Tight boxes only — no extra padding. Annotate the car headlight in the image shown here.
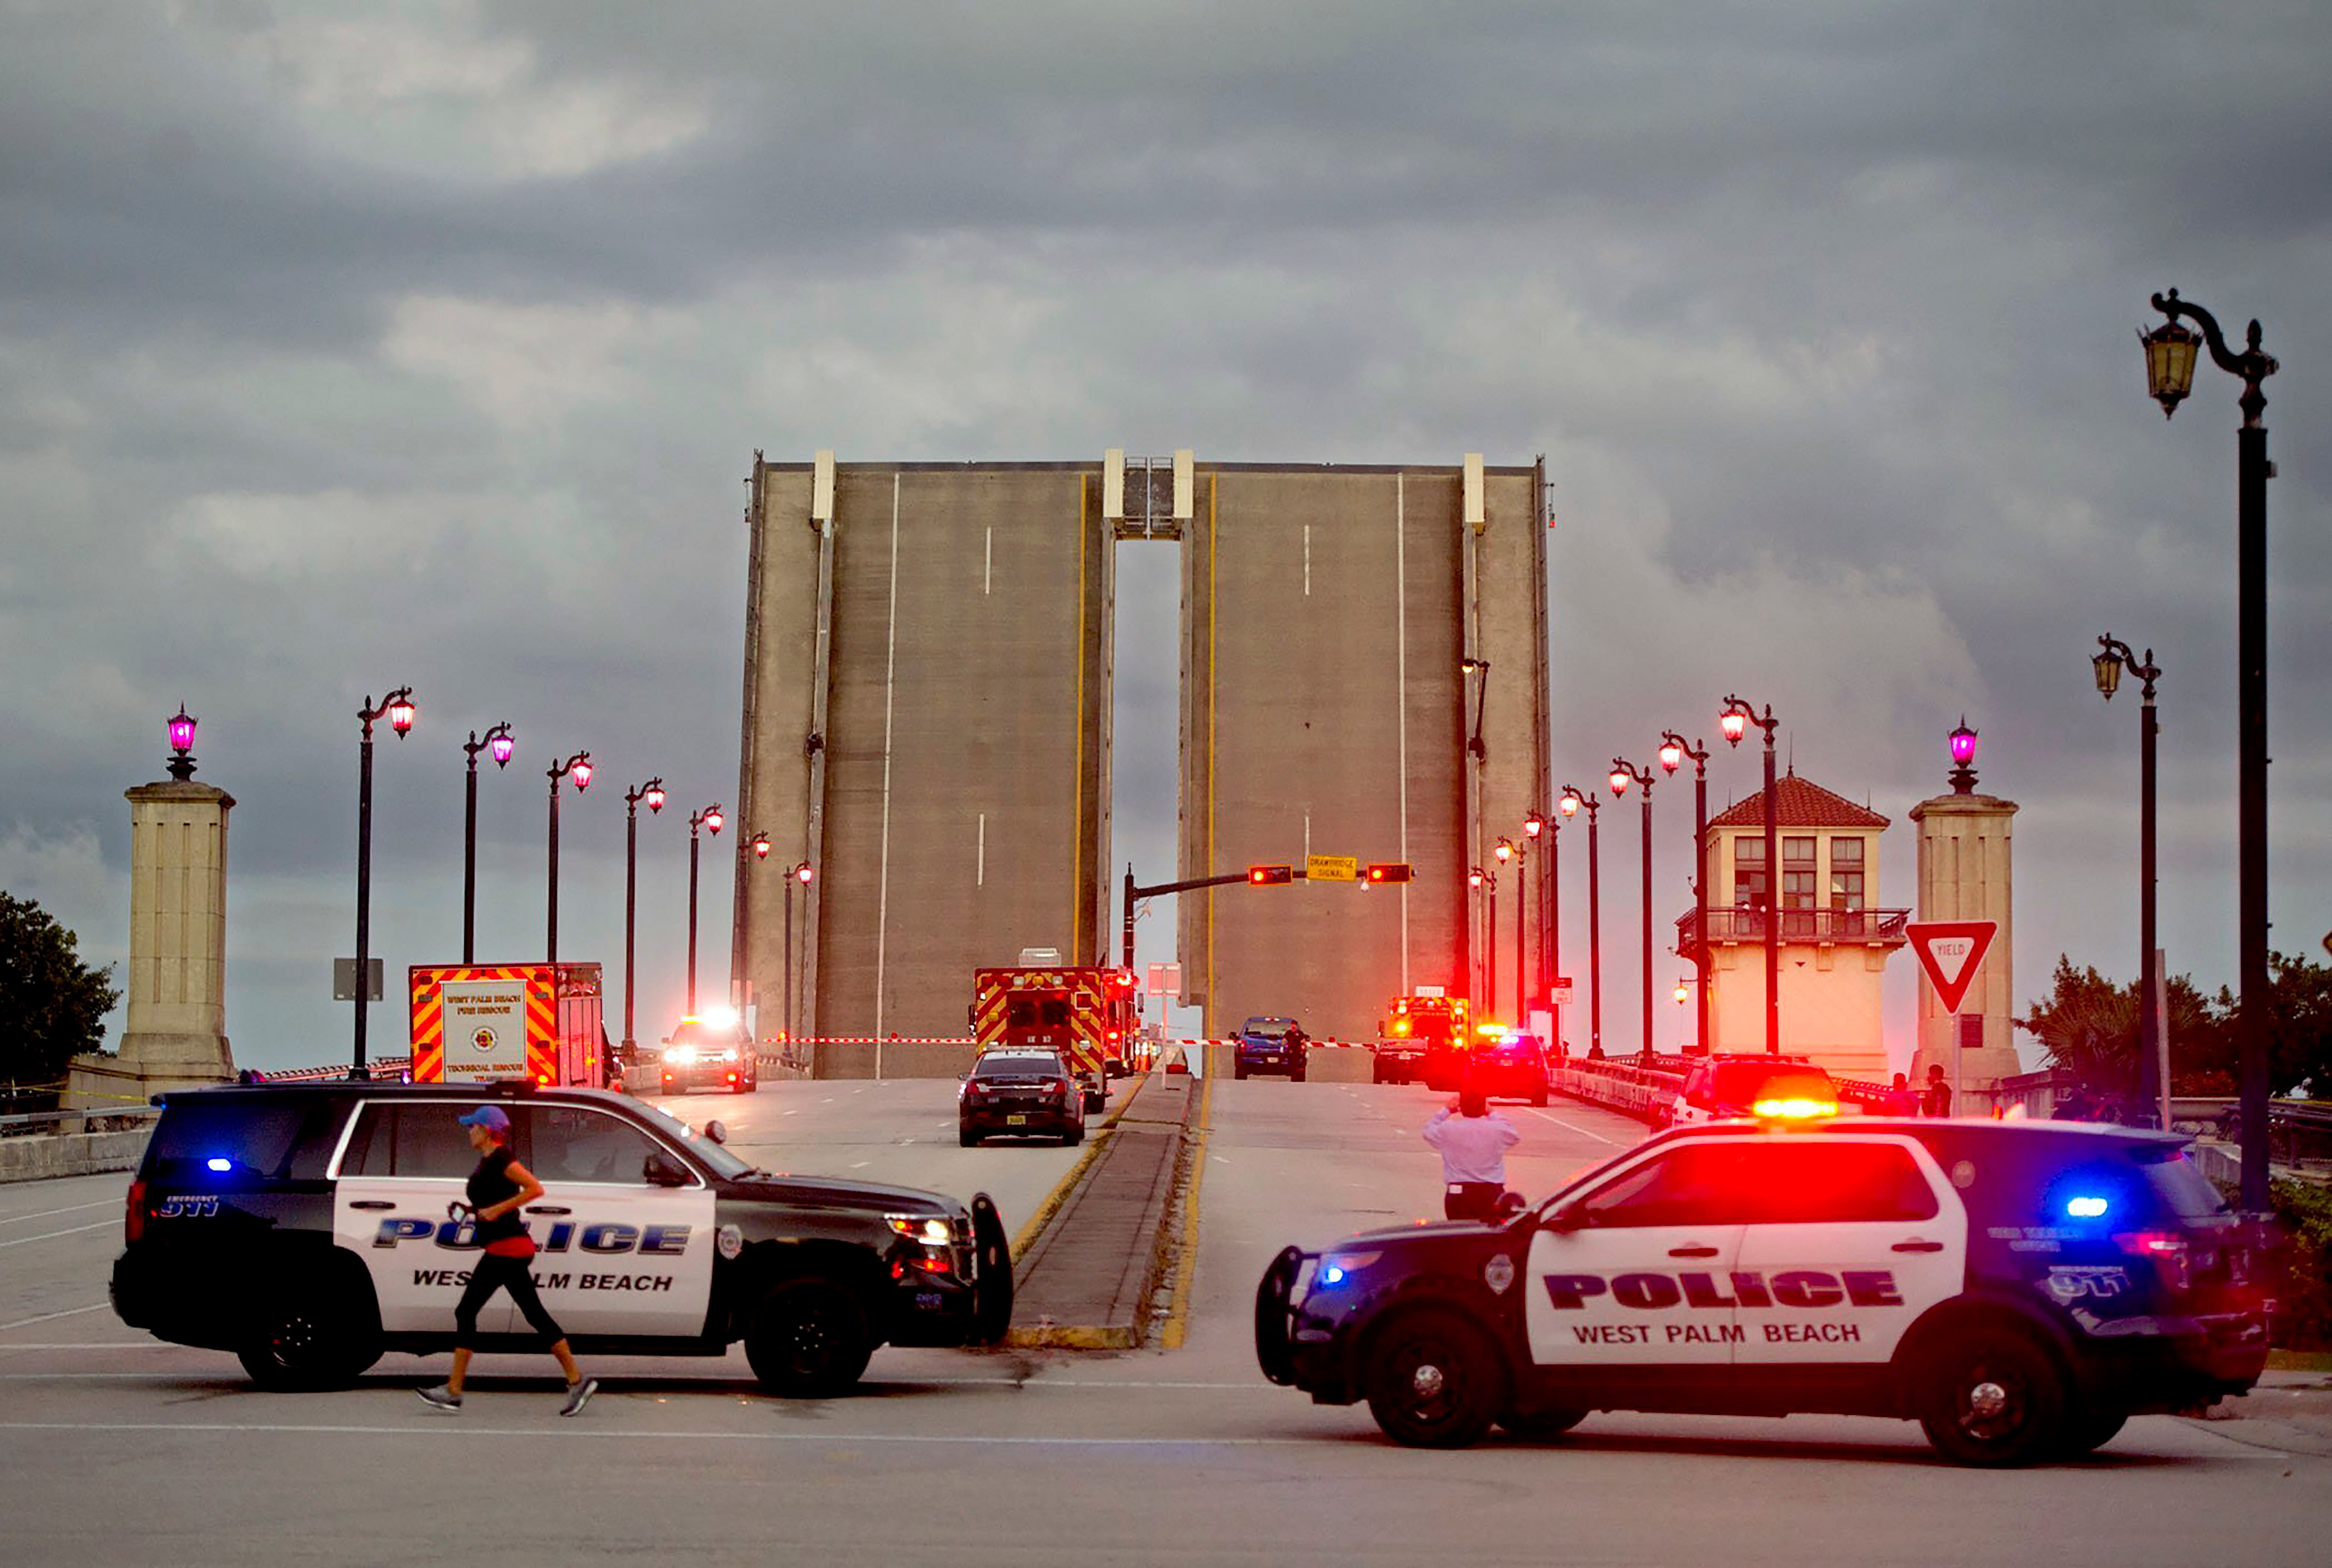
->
[665,1046,697,1066]
[888,1215,954,1246]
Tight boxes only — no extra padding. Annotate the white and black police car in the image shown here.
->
[112,1079,1013,1395]
[1255,1116,2269,1465]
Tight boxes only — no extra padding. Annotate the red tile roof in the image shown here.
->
[1707,770,1890,830]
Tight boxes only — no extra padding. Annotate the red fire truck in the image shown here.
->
[1381,990,1476,1091]
[969,952,1137,1112]
[408,962,611,1087]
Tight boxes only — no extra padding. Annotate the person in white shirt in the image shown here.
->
[1422,1086,1521,1220]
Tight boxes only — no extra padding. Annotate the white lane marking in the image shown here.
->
[0,1201,113,1226]
[873,471,901,1043]
[1519,1107,1627,1145]
[0,1304,110,1332]
[850,1161,870,1169]
[1396,470,1408,991]
[1303,522,1311,596]
[977,812,985,886]
[0,1221,113,1249]
[984,524,992,595]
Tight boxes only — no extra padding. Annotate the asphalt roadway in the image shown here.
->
[2,1076,2326,1567]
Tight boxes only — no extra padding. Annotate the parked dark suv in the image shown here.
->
[112,1080,1013,1397]
[1464,1033,1550,1106]
[1256,1118,2268,1465]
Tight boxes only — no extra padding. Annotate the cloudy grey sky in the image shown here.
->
[3,0,2326,1073]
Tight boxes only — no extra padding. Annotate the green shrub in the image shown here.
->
[2262,1179,2332,1351]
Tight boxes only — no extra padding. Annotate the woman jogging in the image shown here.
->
[416,1104,598,1416]
[1421,1085,1521,1221]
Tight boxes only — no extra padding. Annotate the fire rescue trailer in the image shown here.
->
[407,962,611,1088]
[969,952,1136,1112]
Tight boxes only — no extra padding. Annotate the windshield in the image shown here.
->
[975,1054,1064,1079]
[629,1100,756,1180]
[1712,1064,1831,1103]
[2136,1149,2230,1219]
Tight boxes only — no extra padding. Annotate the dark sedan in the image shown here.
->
[959,1049,1086,1146]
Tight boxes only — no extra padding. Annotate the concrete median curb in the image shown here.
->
[1000,1073,1196,1349]
[1006,1074,1152,1262]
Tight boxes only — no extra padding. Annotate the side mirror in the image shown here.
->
[704,1119,729,1145]
[958,1071,970,1081]
[1545,1203,1584,1234]
[643,1154,690,1187]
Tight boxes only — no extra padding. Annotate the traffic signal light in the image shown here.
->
[1248,864,1294,885]
[1365,862,1412,884]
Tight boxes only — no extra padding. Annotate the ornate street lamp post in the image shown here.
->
[1467,865,1492,1009]
[2094,643,2166,1128]
[1496,837,1523,1024]
[1523,809,1549,1022]
[353,687,417,1079]
[545,751,592,967]
[1611,759,1656,1060]
[1560,786,1602,1057]
[620,778,665,1063]
[686,804,724,1014]
[2139,288,2278,1213]
[783,861,814,1057]
[1661,731,1710,1054]
[461,723,514,964]
[1720,696,1782,1054]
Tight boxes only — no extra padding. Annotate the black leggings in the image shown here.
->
[455,1252,565,1349]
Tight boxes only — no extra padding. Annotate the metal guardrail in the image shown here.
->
[0,1105,162,1138]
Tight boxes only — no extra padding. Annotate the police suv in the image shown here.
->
[1255,1118,2268,1466]
[112,1080,1013,1396]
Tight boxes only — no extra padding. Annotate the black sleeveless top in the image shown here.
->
[466,1145,527,1246]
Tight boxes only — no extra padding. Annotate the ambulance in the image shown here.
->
[968,951,1136,1112]
[407,963,611,1088]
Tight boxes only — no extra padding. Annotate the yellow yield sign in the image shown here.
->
[1304,854,1359,883]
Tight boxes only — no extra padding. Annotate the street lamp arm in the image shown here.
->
[2153,290,2279,387]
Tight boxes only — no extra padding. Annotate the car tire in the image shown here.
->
[746,1275,874,1399]
[2057,1406,2128,1457]
[1362,1307,1503,1449]
[1064,1125,1084,1147]
[1499,1406,1587,1440]
[959,1126,980,1148]
[1529,1087,1549,1107]
[1234,1063,1248,1081]
[237,1274,381,1391]
[1916,1328,2067,1468]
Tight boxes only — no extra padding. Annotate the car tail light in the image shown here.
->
[124,1180,147,1245]
[1047,1078,1069,1096]
[2114,1230,2193,1293]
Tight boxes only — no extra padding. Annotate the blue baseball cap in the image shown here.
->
[457,1105,510,1132]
